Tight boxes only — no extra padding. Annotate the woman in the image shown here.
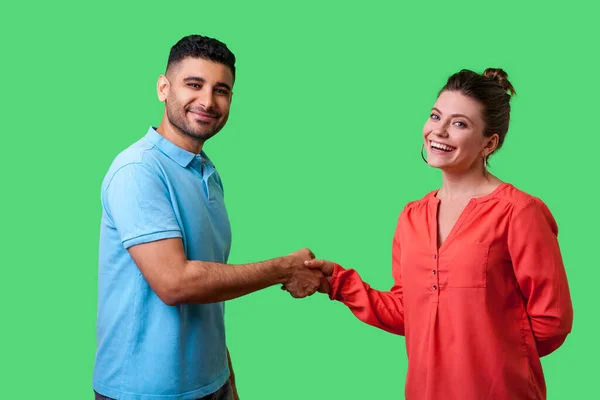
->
[306,68,573,400]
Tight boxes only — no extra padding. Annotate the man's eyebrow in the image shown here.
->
[215,82,232,91]
[183,76,205,83]
[183,76,231,91]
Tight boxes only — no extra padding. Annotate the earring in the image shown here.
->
[484,156,488,168]
[421,144,428,164]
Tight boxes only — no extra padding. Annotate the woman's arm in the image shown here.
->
[306,227,405,336]
[508,198,574,357]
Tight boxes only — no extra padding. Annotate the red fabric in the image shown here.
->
[329,183,573,400]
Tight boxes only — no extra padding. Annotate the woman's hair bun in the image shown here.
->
[483,68,516,96]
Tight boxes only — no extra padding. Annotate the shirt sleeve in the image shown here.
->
[508,198,573,357]
[103,162,182,249]
[328,215,405,336]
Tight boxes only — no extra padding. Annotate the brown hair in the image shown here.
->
[440,68,516,156]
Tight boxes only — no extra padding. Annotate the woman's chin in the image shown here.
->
[426,159,448,169]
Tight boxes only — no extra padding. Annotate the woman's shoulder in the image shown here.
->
[496,182,550,211]
[397,189,437,219]
[495,183,559,233]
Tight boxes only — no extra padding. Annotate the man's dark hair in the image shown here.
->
[166,35,236,79]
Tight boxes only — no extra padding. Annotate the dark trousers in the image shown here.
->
[94,380,233,400]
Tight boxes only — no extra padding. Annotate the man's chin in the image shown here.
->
[190,121,221,136]
[185,129,218,141]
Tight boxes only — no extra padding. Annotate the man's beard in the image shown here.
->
[166,103,224,142]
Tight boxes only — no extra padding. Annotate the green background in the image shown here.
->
[2,0,597,398]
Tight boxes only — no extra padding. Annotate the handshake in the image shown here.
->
[279,248,335,299]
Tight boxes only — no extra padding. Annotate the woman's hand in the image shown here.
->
[304,259,335,293]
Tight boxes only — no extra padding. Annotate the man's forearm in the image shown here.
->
[128,240,317,305]
[171,257,287,304]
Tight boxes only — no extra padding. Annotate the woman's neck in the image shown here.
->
[437,167,503,200]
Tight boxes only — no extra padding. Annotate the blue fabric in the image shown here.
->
[93,127,232,399]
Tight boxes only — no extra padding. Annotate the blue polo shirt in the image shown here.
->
[93,127,232,400]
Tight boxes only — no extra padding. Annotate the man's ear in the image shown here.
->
[157,75,170,102]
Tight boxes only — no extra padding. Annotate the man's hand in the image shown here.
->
[280,248,323,298]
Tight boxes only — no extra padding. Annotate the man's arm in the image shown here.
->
[105,163,323,305]
[128,238,322,305]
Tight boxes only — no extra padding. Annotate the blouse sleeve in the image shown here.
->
[328,215,405,336]
[508,198,574,357]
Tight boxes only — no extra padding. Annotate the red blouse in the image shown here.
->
[328,183,573,400]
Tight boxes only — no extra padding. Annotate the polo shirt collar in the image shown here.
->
[144,127,196,168]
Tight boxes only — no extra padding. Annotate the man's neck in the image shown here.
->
[156,118,204,154]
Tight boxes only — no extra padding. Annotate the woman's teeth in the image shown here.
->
[431,141,456,152]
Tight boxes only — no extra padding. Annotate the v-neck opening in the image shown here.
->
[431,183,510,251]
[434,200,475,251]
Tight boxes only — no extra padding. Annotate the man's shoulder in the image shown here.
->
[101,137,162,190]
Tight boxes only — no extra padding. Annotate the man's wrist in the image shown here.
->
[265,256,291,285]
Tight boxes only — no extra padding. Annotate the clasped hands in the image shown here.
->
[280,248,335,298]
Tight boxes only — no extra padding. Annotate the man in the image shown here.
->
[93,35,326,400]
